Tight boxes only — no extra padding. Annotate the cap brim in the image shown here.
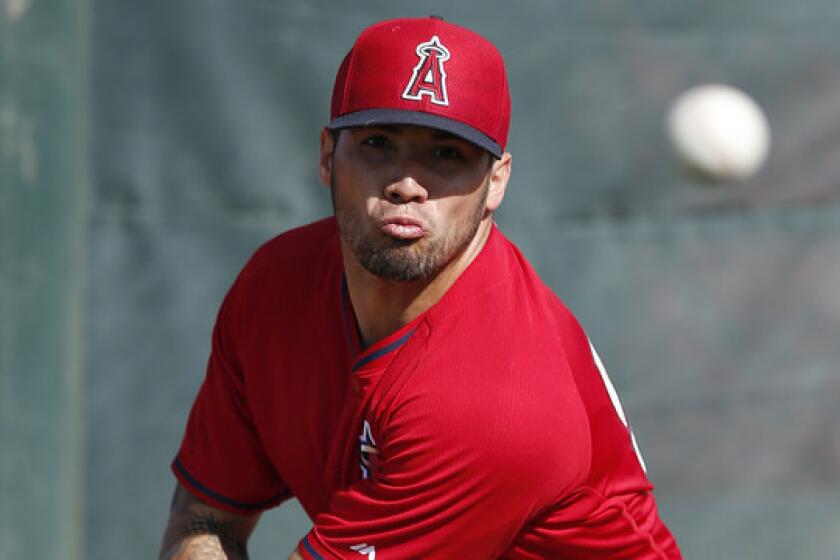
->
[328,109,502,158]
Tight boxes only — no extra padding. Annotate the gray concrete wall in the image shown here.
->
[0,0,89,558]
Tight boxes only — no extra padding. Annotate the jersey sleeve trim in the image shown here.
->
[172,456,288,512]
[299,532,333,560]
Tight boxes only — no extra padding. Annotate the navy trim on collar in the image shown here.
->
[340,274,364,355]
[352,328,415,372]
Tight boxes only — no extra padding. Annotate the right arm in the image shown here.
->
[159,483,261,560]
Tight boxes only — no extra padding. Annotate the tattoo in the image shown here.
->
[162,515,249,560]
[183,517,248,558]
[167,536,225,560]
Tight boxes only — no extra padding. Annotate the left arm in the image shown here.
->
[159,483,260,560]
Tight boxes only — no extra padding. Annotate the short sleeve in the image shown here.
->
[172,267,290,514]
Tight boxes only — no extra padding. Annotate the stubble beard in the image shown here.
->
[331,178,489,283]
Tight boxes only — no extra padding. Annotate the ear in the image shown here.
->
[319,128,335,187]
[484,152,512,213]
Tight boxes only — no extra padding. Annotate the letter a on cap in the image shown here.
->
[402,36,450,106]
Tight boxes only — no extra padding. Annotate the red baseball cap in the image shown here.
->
[328,16,511,158]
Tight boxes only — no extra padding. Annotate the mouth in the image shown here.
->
[378,216,427,240]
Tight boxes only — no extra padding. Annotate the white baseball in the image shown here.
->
[666,84,771,181]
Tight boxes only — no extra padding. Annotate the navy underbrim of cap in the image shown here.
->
[328,109,502,158]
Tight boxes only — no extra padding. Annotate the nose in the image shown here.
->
[384,175,428,205]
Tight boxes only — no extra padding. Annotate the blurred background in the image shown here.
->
[2,0,839,558]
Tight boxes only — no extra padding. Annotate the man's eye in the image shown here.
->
[362,135,389,148]
[434,147,463,160]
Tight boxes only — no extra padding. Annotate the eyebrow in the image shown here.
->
[366,125,464,142]
[431,130,462,142]
[373,124,404,134]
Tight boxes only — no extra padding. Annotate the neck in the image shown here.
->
[343,219,493,347]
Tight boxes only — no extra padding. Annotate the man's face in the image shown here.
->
[321,124,504,282]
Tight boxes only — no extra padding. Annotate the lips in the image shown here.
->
[379,216,427,240]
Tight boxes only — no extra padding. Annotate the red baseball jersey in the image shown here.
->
[173,217,681,559]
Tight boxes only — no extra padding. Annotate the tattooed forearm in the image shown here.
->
[160,516,249,560]
[184,517,249,558]
[163,535,226,560]
[159,484,260,560]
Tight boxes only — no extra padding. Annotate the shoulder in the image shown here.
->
[230,217,341,292]
[421,227,592,402]
[216,217,342,339]
[246,216,340,272]
[429,226,584,345]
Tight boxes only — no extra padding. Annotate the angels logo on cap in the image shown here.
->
[327,16,511,158]
[402,36,450,106]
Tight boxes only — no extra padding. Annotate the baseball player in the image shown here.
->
[159,16,682,560]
